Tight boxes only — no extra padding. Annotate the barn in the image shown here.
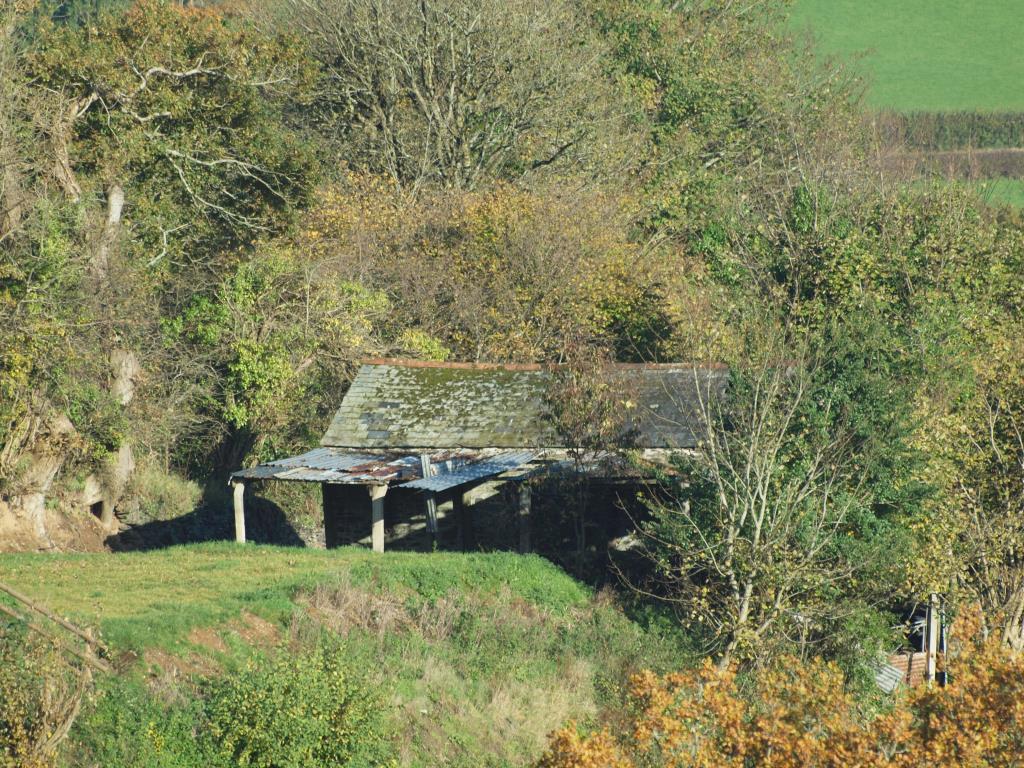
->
[228,358,726,553]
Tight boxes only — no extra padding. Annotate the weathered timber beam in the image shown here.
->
[0,602,111,673]
[0,581,109,655]
[925,593,939,685]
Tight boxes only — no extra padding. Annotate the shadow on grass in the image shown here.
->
[106,481,305,551]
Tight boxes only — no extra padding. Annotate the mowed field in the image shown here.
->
[0,543,592,652]
[790,0,1024,112]
[976,178,1024,208]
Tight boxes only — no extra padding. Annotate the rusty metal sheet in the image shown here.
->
[230,448,387,483]
[230,448,487,486]
[266,449,379,471]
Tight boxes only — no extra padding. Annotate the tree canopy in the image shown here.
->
[2,0,1024,682]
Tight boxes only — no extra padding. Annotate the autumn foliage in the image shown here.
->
[539,615,1024,768]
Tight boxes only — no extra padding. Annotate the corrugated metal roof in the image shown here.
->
[229,447,535,489]
[402,451,538,492]
[232,359,725,488]
[267,448,380,470]
[231,448,381,483]
[321,360,726,450]
[874,663,904,693]
[231,448,423,485]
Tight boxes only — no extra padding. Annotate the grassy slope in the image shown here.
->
[0,545,686,767]
[0,543,589,652]
[790,0,1024,111]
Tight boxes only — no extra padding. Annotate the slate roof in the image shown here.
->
[320,359,727,450]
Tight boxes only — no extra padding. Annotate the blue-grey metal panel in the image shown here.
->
[400,451,537,492]
[231,465,289,480]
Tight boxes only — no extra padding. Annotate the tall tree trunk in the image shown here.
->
[95,188,137,531]
[92,184,124,280]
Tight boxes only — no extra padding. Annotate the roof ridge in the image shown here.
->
[360,358,546,371]
[359,357,729,371]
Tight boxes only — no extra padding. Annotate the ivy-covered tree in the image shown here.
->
[25,0,316,270]
[2,0,320,537]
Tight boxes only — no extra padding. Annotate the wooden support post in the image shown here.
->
[925,592,939,684]
[232,481,246,544]
[369,484,388,553]
[425,492,439,536]
[518,483,531,554]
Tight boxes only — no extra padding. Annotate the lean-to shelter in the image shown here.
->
[229,359,726,551]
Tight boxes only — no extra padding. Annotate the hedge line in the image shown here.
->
[874,111,1024,150]
[882,148,1024,180]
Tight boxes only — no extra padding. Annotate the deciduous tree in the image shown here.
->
[539,609,1024,768]
[635,312,914,670]
[269,0,628,190]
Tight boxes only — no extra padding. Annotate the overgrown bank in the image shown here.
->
[0,545,691,767]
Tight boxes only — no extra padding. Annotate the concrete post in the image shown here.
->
[369,484,388,553]
[518,483,531,554]
[232,481,246,544]
[419,455,439,543]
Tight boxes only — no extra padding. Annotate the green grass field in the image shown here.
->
[976,178,1024,208]
[790,0,1024,112]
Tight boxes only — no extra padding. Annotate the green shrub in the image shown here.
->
[69,637,393,768]
[205,645,393,768]
[876,110,1024,150]
[68,676,211,768]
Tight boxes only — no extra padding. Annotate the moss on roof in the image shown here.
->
[321,361,725,450]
